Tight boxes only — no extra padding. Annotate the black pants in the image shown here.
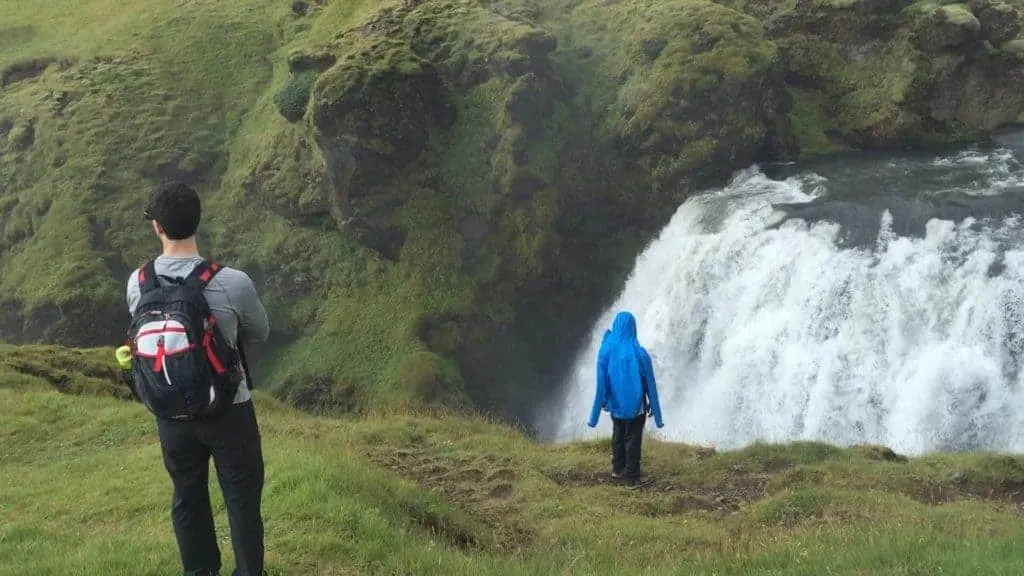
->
[611,413,646,480]
[156,400,265,576]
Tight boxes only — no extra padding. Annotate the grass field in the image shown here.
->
[5,346,1024,575]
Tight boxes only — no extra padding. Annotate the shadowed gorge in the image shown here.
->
[5,0,1024,431]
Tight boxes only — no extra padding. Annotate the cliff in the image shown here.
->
[3,0,1024,424]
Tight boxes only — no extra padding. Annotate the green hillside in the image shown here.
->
[5,0,1024,423]
[5,345,1024,575]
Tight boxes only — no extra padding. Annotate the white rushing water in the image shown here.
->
[547,149,1024,456]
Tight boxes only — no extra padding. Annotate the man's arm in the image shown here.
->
[587,344,611,427]
[640,348,664,428]
[227,270,270,346]
[126,270,141,316]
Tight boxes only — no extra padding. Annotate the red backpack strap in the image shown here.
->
[184,259,223,290]
[137,260,160,293]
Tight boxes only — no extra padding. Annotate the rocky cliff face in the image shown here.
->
[758,0,1024,151]
[3,0,1024,425]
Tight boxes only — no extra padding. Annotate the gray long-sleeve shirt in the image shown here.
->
[126,255,270,404]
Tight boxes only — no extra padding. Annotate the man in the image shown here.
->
[587,311,664,487]
[126,180,271,576]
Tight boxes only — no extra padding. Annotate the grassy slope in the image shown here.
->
[0,0,283,309]
[6,346,1024,575]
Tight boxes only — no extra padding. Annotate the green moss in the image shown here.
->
[1003,38,1024,53]
[273,70,316,122]
[787,87,848,156]
[835,36,921,134]
[314,40,424,107]
[435,80,506,210]
[554,0,780,186]
[941,3,981,29]
[391,349,470,409]
[772,25,949,149]
[903,0,944,18]
[751,487,833,525]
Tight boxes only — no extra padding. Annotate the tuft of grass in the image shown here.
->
[0,342,130,400]
[7,351,1024,574]
[273,70,317,122]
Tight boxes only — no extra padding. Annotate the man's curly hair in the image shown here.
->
[144,181,202,241]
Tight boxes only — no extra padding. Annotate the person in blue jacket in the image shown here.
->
[587,311,664,485]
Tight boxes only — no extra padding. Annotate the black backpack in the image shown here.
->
[126,259,243,421]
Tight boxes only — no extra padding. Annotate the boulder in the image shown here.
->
[978,3,1021,46]
[914,4,982,52]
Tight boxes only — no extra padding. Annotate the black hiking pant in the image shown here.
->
[611,413,646,481]
[156,399,265,576]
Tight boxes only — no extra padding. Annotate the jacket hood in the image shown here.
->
[610,311,637,340]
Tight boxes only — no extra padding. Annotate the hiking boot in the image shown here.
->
[625,476,651,489]
[611,471,623,479]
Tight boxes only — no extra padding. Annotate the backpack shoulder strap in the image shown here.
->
[137,260,160,294]
[184,259,223,291]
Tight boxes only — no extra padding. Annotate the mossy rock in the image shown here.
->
[274,70,317,123]
[977,3,1021,45]
[308,38,455,261]
[287,50,337,73]
[1001,37,1024,54]
[279,373,365,415]
[569,0,785,186]
[925,49,1024,130]
[5,118,35,151]
[311,38,455,188]
[393,349,469,408]
[913,3,982,51]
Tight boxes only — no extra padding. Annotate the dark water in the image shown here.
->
[764,131,1024,250]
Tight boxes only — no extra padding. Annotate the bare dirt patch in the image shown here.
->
[365,446,534,551]
[543,466,770,517]
[909,477,1024,507]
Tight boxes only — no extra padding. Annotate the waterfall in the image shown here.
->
[546,142,1024,456]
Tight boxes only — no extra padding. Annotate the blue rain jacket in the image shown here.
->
[587,311,664,428]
